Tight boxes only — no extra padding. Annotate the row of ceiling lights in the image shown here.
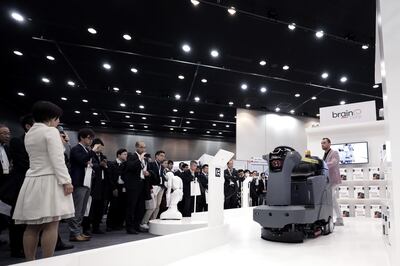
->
[189,1,370,50]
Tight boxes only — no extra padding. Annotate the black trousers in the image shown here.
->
[196,194,207,212]
[89,199,105,230]
[125,181,145,231]
[251,196,259,207]
[106,185,127,229]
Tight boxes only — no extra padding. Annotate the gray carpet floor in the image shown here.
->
[0,222,157,265]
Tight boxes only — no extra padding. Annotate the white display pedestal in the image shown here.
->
[149,218,207,235]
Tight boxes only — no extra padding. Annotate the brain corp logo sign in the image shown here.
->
[332,109,362,120]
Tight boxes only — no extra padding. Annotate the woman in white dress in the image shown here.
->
[13,101,75,260]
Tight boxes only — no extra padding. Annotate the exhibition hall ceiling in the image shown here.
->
[0,0,381,139]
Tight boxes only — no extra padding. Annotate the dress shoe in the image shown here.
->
[69,235,89,242]
[81,233,92,239]
[55,242,74,251]
[92,228,105,234]
[126,229,138,235]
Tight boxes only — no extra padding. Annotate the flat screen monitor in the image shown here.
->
[331,142,369,165]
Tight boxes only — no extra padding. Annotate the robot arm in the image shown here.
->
[166,176,173,207]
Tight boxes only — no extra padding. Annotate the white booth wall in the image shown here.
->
[236,108,318,160]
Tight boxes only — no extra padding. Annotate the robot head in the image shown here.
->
[165,171,175,181]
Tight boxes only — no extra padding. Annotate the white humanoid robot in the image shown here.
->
[160,172,184,220]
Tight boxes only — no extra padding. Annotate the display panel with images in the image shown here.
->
[368,186,380,199]
[340,168,348,180]
[352,168,365,180]
[355,204,366,217]
[331,142,369,165]
[370,205,382,218]
[368,167,381,180]
[338,186,350,198]
[354,186,365,199]
[340,204,350,217]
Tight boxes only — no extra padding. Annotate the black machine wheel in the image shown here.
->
[323,216,334,235]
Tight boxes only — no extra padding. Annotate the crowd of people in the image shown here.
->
[0,100,268,261]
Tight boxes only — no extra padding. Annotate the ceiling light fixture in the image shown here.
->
[275,107,281,112]
[219,113,224,118]
[182,44,191,53]
[67,80,75,87]
[194,97,200,102]
[139,105,145,109]
[311,96,317,100]
[245,104,251,108]
[93,112,98,116]
[120,103,126,107]
[373,84,379,89]
[212,123,216,127]
[206,131,210,134]
[61,97,67,101]
[41,77,50,83]
[130,124,134,128]
[13,50,23,56]
[218,132,222,135]
[125,115,130,118]
[290,109,295,114]
[178,75,185,80]
[74,110,80,114]
[295,93,300,97]
[113,87,120,92]
[11,12,24,22]
[227,6,236,15]
[183,129,187,132]
[191,0,200,6]
[85,121,90,124]
[17,92,25,96]
[88,27,97,34]
[315,30,324,38]
[136,90,142,94]
[175,94,181,100]
[283,65,290,70]
[210,50,219,58]
[288,23,296,30]
[170,128,174,131]
[316,114,320,117]
[123,34,132,40]
[228,101,234,106]
[144,125,148,128]
[82,99,88,103]
[340,76,348,83]
[201,78,207,83]
[189,111,194,114]
[171,119,176,123]
[186,121,191,124]
[241,83,248,90]
[362,44,369,50]
[340,100,346,105]
[259,60,267,66]
[172,109,178,112]
[131,67,138,73]
[142,117,147,120]
[260,87,267,93]
[103,63,111,70]
[226,125,230,128]
[46,55,55,61]
[101,122,106,125]
[321,72,329,79]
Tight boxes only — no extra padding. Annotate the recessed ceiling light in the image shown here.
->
[340,76,348,83]
[101,122,106,125]
[67,80,75,87]
[311,96,317,100]
[219,113,224,118]
[170,128,174,131]
[93,112,98,116]
[218,132,222,135]
[186,121,191,124]
[136,90,142,94]
[275,107,281,112]
[144,125,148,128]
[139,105,145,109]
[183,129,187,132]
[189,110,194,114]
[113,87,120,92]
[175,94,181,100]
[125,115,130,118]
[41,77,50,83]
[17,92,25,96]
[191,0,200,6]
[283,65,290,70]
[172,109,178,112]
[201,78,207,83]
[82,99,88,103]
[226,125,230,128]
[227,6,236,15]
[241,83,248,90]
[210,50,219,58]
[259,60,267,66]
[340,100,346,105]
[206,131,210,134]
[75,110,80,114]
[288,23,296,30]
[61,97,67,101]
[46,55,55,61]
[321,72,329,79]
[194,97,200,102]
[131,67,138,73]
[171,119,176,123]
[85,121,90,124]
[316,114,320,117]
[88,27,97,34]
[142,117,147,120]
[295,93,300,97]
[245,104,251,108]
[129,124,134,128]
[103,63,111,70]
[362,44,369,50]
[290,109,295,114]
[182,44,191,53]
[123,34,132,40]
[178,75,185,80]
[315,30,324,38]
[260,87,267,93]
[11,12,24,22]
[228,101,234,106]
[13,50,23,56]
[212,124,216,127]
[373,84,379,88]
[120,103,126,107]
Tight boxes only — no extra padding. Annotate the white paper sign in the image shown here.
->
[190,181,201,196]
[319,100,376,126]
[340,204,350,217]
[354,186,365,199]
[355,204,366,217]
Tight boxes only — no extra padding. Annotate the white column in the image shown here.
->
[378,0,400,264]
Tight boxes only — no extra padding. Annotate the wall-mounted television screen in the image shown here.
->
[331,142,369,165]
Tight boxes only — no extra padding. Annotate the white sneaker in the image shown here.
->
[140,224,150,230]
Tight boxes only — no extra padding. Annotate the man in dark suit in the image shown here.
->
[88,138,109,234]
[180,161,198,217]
[68,128,96,242]
[174,162,187,178]
[106,148,128,231]
[147,150,166,220]
[223,160,239,209]
[197,164,209,212]
[257,173,267,205]
[0,124,11,249]
[123,141,149,234]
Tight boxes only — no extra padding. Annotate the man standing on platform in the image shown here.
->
[223,160,239,209]
[321,137,343,226]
